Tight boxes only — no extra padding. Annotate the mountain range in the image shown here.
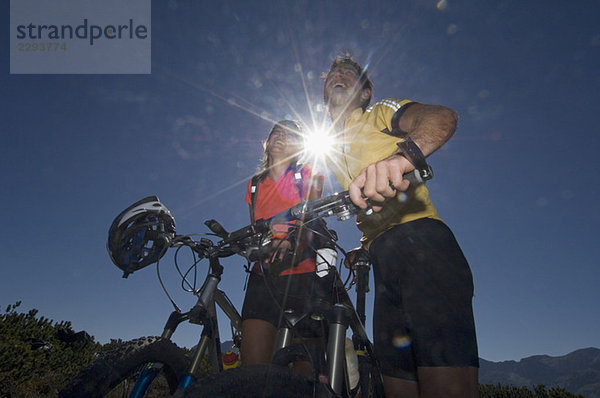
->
[479,347,600,397]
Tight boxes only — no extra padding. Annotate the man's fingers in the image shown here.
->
[363,165,387,203]
[389,177,410,192]
[370,204,384,212]
[349,173,368,209]
[375,162,396,198]
[384,156,407,192]
[397,178,411,191]
[350,156,413,211]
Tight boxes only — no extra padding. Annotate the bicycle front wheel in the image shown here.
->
[59,336,189,398]
[181,364,315,398]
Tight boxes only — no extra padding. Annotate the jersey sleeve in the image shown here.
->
[377,98,415,132]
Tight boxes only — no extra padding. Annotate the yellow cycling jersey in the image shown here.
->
[330,98,442,247]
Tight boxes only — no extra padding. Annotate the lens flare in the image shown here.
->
[302,124,336,161]
[392,334,412,348]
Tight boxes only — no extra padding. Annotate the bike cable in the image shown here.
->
[173,244,199,292]
[155,260,181,313]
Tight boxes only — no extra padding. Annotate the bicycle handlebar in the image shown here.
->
[171,169,427,262]
[279,168,425,222]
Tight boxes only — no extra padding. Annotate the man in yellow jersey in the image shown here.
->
[324,55,479,397]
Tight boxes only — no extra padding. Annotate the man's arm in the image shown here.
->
[397,103,458,157]
[349,103,458,211]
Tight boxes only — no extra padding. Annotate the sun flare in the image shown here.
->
[302,124,336,161]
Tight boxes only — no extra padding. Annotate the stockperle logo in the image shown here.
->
[10,0,151,74]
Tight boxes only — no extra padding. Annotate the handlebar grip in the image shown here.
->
[224,219,270,244]
[205,219,229,238]
[403,169,424,185]
[404,166,433,184]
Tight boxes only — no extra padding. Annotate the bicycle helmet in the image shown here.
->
[107,196,176,278]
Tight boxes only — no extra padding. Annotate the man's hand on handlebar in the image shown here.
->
[348,155,413,212]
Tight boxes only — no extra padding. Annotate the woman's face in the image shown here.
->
[266,125,302,160]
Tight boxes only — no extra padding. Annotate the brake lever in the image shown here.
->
[170,235,196,247]
[205,219,229,238]
[183,237,213,257]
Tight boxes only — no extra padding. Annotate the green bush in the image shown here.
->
[0,302,101,397]
[0,302,215,396]
[479,383,584,398]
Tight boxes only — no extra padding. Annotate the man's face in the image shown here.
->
[324,64,364,109]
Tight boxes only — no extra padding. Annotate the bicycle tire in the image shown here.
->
[59,336,189,398]
[179,364,315,398]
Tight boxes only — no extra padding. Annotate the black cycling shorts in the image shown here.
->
[369,218,479,380]
[241,270,335,338]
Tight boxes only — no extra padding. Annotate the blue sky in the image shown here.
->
[1,0,599,363]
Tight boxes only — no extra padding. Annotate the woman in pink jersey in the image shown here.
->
[240,120,332,371]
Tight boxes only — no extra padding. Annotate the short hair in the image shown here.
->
[324,54,373,110]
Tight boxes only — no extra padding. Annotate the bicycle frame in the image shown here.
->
[130,247,243,395]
